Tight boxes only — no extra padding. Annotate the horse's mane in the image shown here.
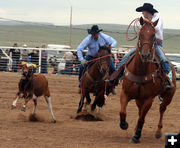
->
[99,46,111,54]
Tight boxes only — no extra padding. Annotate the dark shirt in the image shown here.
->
[28,52,39,65]
[9,48,21,60]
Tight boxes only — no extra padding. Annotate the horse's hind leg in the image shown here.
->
[84,93,91,111]
[120,89,129,130]
[155,96,173,139]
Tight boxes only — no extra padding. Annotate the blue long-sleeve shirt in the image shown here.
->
[77,32,117,61]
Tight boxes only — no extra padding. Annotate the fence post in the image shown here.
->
[38,49,42,73]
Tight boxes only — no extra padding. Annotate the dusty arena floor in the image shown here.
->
[0,72,179,148]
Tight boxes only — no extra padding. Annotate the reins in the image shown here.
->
[53,53,112,74]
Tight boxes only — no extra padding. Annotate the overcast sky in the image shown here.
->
[0,0,179,29]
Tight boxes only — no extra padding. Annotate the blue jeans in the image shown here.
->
[79,55,116,81]
[117,48,136,69]
[117,41,171,74]
[41,59,48,74]
[154,42,171,74]
[12,59,19,72]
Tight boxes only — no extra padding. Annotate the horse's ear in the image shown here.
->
[152,19,159,27]
[140,17,144,26]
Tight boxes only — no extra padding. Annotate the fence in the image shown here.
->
[0,45,133,75]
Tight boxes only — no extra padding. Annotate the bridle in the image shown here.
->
[97,55,110,74]
[84,49,111,85]
[138,24,156,63]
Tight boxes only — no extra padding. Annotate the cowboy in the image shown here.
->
[77,25,117,93]
[114,3,173,90]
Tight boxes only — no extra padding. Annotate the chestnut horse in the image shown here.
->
[119,18,176,143]
[77,46,112,113]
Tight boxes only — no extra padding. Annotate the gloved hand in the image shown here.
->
[81,59,87,67]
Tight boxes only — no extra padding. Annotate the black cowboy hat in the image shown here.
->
[136,3,158,15]
[88,25,103,34]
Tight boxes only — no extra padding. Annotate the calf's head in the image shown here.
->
[22,63,35,79]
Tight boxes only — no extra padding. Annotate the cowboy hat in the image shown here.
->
[87,25,103,34]
[136,3,158,15]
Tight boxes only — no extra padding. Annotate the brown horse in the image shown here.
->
[118,18,176,143]
[77,46,112,113]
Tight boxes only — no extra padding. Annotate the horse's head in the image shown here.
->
[138,17,158,62]
[97,45,111,74]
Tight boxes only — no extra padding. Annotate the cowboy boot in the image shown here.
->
[158,71,174,101]
[109,65,125,86]
[165,71,174,91]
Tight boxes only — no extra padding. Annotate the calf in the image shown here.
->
[11,63,56,123]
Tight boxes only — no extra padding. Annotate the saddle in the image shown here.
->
[109,51,167,87]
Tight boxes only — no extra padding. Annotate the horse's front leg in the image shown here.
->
[130,97,153,143]
[120,89,129,130]
[84,93,91,111]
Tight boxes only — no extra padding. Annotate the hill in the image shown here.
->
[0,23,179,52]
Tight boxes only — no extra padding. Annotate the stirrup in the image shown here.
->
[165,79,174,91]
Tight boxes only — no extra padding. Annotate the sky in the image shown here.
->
[0,0,179,29]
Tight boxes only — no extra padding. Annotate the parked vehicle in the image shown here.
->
[166,53,180,80]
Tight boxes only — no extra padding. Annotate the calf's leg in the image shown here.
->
[45,96,56,123]
[11,92,22,110]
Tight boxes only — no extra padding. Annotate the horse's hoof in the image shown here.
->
[52,120,56,123]
[129,136,140,144]
[155,133,162,139]
[120,120,129,130]
[11,105,16,110]
[91,105,96,112]
[77,109,82,114]
[21,107,26,112]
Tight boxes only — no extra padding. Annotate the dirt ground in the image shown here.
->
[0,72,179,148]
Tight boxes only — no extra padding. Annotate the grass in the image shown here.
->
[0,24,179,53]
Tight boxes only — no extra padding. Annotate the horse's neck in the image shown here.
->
[128,49,156,76]
[88,62,104,80]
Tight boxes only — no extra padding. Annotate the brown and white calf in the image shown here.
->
[11,63,56,123]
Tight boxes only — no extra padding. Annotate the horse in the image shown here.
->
[77,46,112,114]
[118,17,176,143]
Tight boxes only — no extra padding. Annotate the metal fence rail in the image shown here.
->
[0,46,131,75]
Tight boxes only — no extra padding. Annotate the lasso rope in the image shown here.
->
[52,54,112,74]
[126,18,141,41]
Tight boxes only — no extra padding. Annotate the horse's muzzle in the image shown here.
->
[141,53,150,61]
